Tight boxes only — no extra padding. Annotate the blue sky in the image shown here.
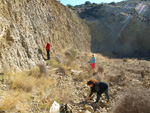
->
[59,0,124,6]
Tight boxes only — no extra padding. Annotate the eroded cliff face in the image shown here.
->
[75,1,150,57]
[0,0,91,71]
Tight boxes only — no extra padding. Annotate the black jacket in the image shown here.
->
[89,81,109,102]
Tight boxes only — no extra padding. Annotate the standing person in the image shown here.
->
[46,42,51,60]
[90,54,96,75]
[85,79,110,103]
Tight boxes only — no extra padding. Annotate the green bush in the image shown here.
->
[85,1,91,5]
[67,4,75,10]
[91,3,97,7]
[109,2,116,5]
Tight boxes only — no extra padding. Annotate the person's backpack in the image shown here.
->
[59,104,72,113]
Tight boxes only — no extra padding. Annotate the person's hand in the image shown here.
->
[85,97,90,100]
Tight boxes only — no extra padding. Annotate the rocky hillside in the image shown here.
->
[0,51,150,113]
[0,0,91,72]
[72,0,150,57]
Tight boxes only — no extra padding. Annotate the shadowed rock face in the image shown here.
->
[75,1,150,58]
[0,0,91,71]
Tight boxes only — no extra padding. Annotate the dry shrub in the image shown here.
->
[109,71,126,85]
[72,73,85,82]
[66,60,75,68]
[56,65,66,75]
[37,63,48,77]
[123,58,128,62]
[65,48,77,61]
[143,76,150,88]
[27,64,49,78]
[113,86,150,113]
[97,66,104,73]
[94,66,106,81]
[93,73,104,81]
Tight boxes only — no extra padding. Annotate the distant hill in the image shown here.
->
[68,0,150,57]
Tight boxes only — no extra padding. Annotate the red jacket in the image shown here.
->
[46,43,51,51]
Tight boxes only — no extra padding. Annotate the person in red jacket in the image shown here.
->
[46,42,51,60]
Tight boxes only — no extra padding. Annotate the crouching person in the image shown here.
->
[85,79,110,103]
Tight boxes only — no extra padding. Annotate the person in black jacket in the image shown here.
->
[85,79,110,103]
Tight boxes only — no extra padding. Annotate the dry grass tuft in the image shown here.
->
[8,72,37,92]
[0,90,31,112]
[19,103,28,113]
[113,86,150,113]
[28,67,39,77]
[37,77,56,92]
[39,87,73,110]
[47,59,59,67]
[0,93,19,112]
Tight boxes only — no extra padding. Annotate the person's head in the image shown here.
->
[92,54,95,57]
[87,79,98,87]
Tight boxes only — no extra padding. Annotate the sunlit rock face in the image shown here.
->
[75,1,150,57]
[0,0,91,72]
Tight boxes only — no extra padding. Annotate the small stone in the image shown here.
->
[83,92,88,97]
[85,105,94,113]
[95,109,101,113]
[78,110,82,113]
[83,110,91,113]
[117,87,122,91]
[100,108,107,112]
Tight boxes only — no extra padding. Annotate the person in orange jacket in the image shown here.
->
[46,42,51,60]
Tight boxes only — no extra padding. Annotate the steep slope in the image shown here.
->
[0,0,91,72]
[74,1,150,57]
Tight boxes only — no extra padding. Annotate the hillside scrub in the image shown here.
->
[1,51,150,112]
[113,86,150,113]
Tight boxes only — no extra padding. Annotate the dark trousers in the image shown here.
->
[96,88,110,103]
[47,50,50,60]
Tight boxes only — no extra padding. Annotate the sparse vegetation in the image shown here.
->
[91,3,97,7]
[85,1,91,5]
[67,48,77,61]
[113,86,150,113]
[67,4,75,10]
[1,50,150,112]
[109,2,116,6]
[6,71,38,92]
